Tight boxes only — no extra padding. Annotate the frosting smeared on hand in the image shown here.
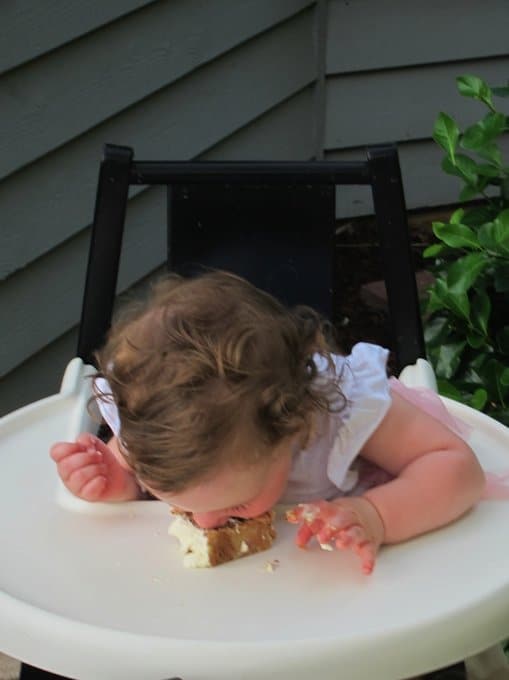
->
[286,498,385,575]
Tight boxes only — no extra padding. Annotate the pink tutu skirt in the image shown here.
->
[389,378,509,500]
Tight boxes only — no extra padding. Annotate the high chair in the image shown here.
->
[1,145,508,680]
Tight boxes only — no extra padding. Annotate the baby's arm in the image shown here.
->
[288,390,485,573]
[360,390,485,543]
[50,433,142,502]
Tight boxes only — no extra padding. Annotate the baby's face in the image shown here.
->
[146,436,297,528]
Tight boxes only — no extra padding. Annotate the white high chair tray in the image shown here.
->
[1,359,509,680]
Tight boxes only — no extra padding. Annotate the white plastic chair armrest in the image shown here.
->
[398,358,438,393]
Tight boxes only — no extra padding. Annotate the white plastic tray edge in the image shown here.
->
[2,575,509,680]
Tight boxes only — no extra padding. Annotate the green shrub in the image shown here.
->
[424,75,509,424]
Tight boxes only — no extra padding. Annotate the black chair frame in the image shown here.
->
[77,143,425,371]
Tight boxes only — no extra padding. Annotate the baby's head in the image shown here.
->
[95,271,341,520]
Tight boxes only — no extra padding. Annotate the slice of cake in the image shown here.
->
[169,510,276,568]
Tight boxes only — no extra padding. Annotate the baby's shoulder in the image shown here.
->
[314,342,390,405]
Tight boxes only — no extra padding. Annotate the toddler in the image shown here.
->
[51,271,485,574]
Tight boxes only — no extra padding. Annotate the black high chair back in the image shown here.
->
[77,143,425,372]
[18,142,425,680]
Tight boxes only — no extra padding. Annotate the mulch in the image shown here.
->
[332,206,451,372]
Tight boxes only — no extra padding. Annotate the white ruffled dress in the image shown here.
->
[279,342,392,504]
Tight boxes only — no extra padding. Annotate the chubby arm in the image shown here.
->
[361,389,485,543]
[287,389,485,573]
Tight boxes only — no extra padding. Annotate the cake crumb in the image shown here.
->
[263,559,280,573]
[319,542,334,551]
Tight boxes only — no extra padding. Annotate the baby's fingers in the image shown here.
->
[65,463,108,500]
[335,525,365,548]
[296,518,324,548]
[354,541,376,575]
[286,501,332,524]
[334,526,376,575]
[78,475,108,501]
[57,450,104,482]
[50,440,86,462]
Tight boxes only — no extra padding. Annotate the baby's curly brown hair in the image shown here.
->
[94,271,345,494]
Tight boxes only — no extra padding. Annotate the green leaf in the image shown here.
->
[449,291,471,321]
[424,315,450,345]
[446,252,487,293]
[460,113,507,151]
[460,123,485,151]
[434,340,467,379]
[482,358,509,403]
[457,75,494,108]
[476,142,502,165]
[454,154,478,185]
[487,409,509,426]
[462,205,498,227]
[494,264,509,292]
[441,156,460,178]
[488,409,509,426]
[459,184,481,202]
[426,288,446,315]
[433,113,459,160]
[501,368,509,388]
[433,278,471,321]
[450,208,465,224]
[432,221,479,249]
[476,164,502,178]
[482,111,507,136]
[470,290,491,336]
[478,222,498,251]
[494,210,509,253]
[463,356,489,385]
[470,388,488,410]
[466,330,485,348]
[479,213,509,255]
[492,85,509,98]
[423,243,447,258]
[437,379,463,400]
[496,326,509,353]
[502,177,509,202]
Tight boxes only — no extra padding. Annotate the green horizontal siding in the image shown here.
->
[0,0,158,74]
[0,0,314,181]
[0,187,167,379]
[325,57,509,150]
[1,11,316,279]
[327,0,509,73]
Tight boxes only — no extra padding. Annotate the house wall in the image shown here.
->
[0,0,320,414]
[1,0,508,415]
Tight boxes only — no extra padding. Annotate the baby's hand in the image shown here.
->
[50,433,140,502]
[286,498,385,575]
